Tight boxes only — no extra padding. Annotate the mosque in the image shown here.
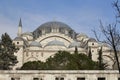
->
[13,19,115,70]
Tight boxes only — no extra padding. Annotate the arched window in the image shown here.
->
[45,27,51,33]
[59,27,65,34]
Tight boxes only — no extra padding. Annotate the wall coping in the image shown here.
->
[0,70,119,74]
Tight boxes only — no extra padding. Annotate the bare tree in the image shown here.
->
[93,0,120,73]
[93,21,120,72]
[100,21,120,72]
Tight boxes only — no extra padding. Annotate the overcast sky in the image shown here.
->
[0,0,116,39]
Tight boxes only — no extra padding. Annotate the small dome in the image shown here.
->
[22,32,33,36]
[45,40,66,47]
[88,38,96,42]
[69,41,81,48]
[77,33,88,38]
[29,41,42,47]
[101,43,109,47]
[14,37,24,41]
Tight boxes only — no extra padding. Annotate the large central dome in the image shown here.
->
[38,21,72,30]
[33,21,76,39]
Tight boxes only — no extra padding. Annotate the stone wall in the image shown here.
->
[0,70,120,80]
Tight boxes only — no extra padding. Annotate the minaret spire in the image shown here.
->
[19,18,22,27]
[17,18,22,37]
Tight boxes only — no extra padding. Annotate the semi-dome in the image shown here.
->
[45,40,66,47]
[33,21,76,39]
[69,41,81,48]
[29,41,42,47]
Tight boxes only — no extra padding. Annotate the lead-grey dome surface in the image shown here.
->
[69,41,81,48]
[33,21,76,39]
[45,40,66,47]
[29,41,42,47]
[35,21,72,30]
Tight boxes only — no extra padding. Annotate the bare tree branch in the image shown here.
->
[93,18,120,73]
[92,29,100,42]
[114,0,120,17]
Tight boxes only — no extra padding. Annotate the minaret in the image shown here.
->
[17,18,22,37]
